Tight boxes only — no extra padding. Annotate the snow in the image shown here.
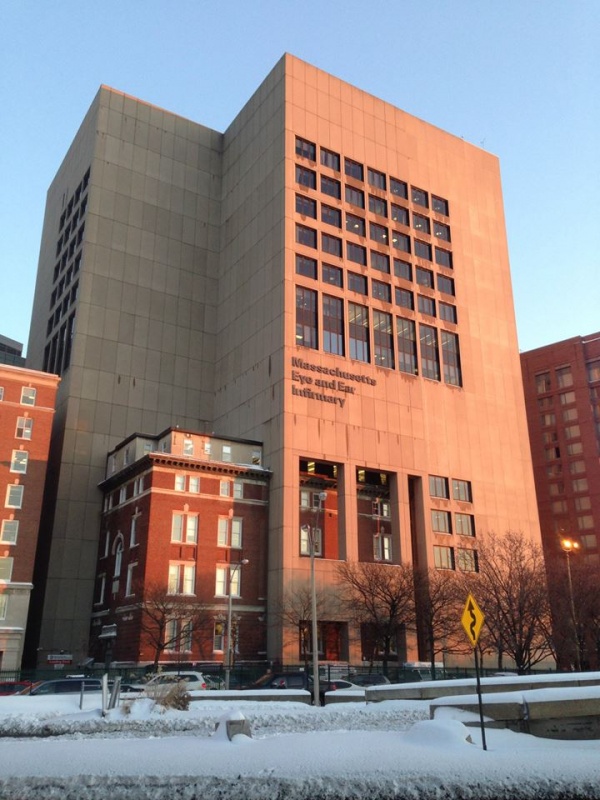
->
[1,688,600,799]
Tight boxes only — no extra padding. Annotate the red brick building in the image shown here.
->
[0,365,59,670]
[90,428,270,667]
[521,333,600,564]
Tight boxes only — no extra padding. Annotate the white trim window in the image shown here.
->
[20,387,36,406]
[113,538,124,577]
[5,485,23,509]
[215,565,241,597]
[10,450,28,474]
[130,511,139,547]
[300,526,322,556]
[15,417,33,439]
[0,520,19,545]
[125,562,137,596]
[175,474,186,491]
[0,557,14,582]
[222,445,232,462]
[0,593,7,619]
[217,517,242,548]
[168,562,195,594]
[172,512,198,543]
[373,532,392,561]
[233,480,244,499]
[189,476,200,493]
[220,480,230,497]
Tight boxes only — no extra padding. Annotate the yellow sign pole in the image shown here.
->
[461,594,487,751]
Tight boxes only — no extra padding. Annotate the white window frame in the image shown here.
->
[125,562,137,596]
[172,512,184,542]
[133,476,144,495]
[186,515,198,544]
[233,480,244,499]
[220,480,230,497]
[130,513,139,547]
[231,518,242,549]
[215,565,241,597]
[168,562,196,595]
[5,485,23,509]
[183,438,194,456]
[0,520,19,544]
[189,476,200,493]
[119,486,127,504]
[113,536,124,578]
[300,489,311,509]
[175,474,186,491]
[222,445,232,462]
[0,593,7,619]
[0,557,14,582]
[15,417,33,440]
[20,387,36,406]
[300,525,322,556]
[10,450,28,474]
[213,620,224,651]
[374,532,392,561]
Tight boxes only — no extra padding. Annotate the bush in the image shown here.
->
[145,682,191,711]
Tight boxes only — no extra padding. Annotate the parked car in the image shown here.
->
[345,673,390,687]
[244,672,360,703]
[0,681,33,696]
[136,671,207,692]
[28,678,103,695]
[203,674,224,690]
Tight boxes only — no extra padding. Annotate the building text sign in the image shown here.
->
[291,357,376,408]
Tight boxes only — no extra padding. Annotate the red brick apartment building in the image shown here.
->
[521,333,600,564]
[90,429,269,666]
[0,365,59,670]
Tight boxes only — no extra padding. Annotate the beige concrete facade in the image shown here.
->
[27,54,541,666]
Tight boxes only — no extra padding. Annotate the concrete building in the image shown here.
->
[0,336,26,368]
[90,429,269,667]
[521,333,600,563]
[26,54,541,667]
[0,365,58,670]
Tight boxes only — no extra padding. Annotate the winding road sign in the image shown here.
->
[461,593,485,647]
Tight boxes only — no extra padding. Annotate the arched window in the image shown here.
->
[113,535,124,577]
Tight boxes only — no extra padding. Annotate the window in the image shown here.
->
[439,302,457,324]
[455,514,475,537]
[372,280,391,303]
[113,538,123,578]
[320,148,340,170]
[556,366,573,388]
[540,412,556,427]
[218,517,243,548]
[172,513,197,544]
[15,417,33,439]
[130,513,139,547]
[189,476,200,493]
[397,318,418,375]
[538,396,553,410]
[322,233,342,257]
[215,565,241,597]
[395,288,414,310]
[391,232,411,253]
[442,331,462,387]
[186,515,198,544]
[345,158,364,181]
[367,168,386,190]
[323,295,344,356]
[296,137,316,160]
[220,480,230,497]
[429,475,449,498]
[535,373,551,394]
[165,618,193,652]
[435,248,453,269]
[418,296,436,317]
[373,532,392,561]
[346,213,365,236]
[416,267,434,288]
[345,185,365,208]
[570,460,586,475]
[413,213,430,235]
[134,476,144,495]
[296,287,318,349]
[577,515,594,531]
[453,479,472,502]
[296,165,316,189]
[349,303,370,362]
[437,274,455,296]
[296,194,317,218]
[182,438,194,456]
[175,474,186,491]
[370,251,389,274]
[457,548,478,572]
[0,387,3,401]
[321,204,341,228]
[581,534,597,550]
[565,424,581,439]
[348,272,367,295]
[587,359,600,382]
[575,496,591,511]
[119,486,127,504]
[567,442,583,456]
[172,513,184,542]
[411,187,428,208]
[390,178,408,198]
[168,562,195,594]
[125,563,136,597]
[0,557,14,582]
[391,204,409,226]
[434,546,454,570]
[370,221,389,245]
[560,391,576,406]
[213,620,224,651]
[572,478,588,492]
[20,387,36,406]
[233,480,243,499]
[0,593,7,620]
[296,254,318,279]
[549,482,564,496]
[322,264,343,287]
[296,224,317,248]
[431,509,451,533]
[300,525,322,556]
[432,195,449,216]
[347,242,367,266]
[369,195,387,217]
[10,450,28,474]
[5,485,23,509]
[393,259,411,282]
[420,325,440,381]
[373,311,394,369]
[321,176,341,199]
[0,520,18,544]
[433,221,451,242]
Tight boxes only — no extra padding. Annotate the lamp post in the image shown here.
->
[560,537,581,671]
[310,491,327,707]
[225,558,249,690]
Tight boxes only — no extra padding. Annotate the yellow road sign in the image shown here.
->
[462,593,485,647]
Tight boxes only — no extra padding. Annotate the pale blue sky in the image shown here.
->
[1,0,598,354]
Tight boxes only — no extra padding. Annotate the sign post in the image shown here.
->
[461,593,487,751]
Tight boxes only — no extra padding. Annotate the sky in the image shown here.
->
[1,0,598,356]
[1,684,600,798]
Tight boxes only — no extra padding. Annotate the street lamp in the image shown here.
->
[560,537,581,671]
[225,558,249,690]
[310,491,327,707]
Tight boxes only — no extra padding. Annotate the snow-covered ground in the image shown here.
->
[1,688,600,799]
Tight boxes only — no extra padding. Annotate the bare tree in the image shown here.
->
[414,567,464,678]
[136,582,212,669]
[336,562,415,675]
[465,532,553,674]
[272,582,340,669]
